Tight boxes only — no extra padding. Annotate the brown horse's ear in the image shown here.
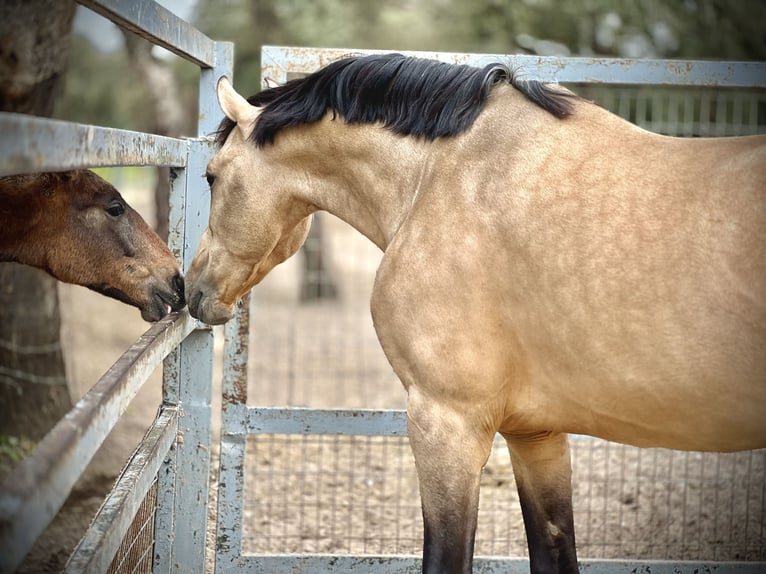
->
[217,76,258,128]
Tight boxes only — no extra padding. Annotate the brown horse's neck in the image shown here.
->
[0,180,48,267]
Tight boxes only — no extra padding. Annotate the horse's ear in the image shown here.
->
[217,76,257,126]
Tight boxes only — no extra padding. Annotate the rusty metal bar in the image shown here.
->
[76,0,215,68]
[0,113,188,176]
[261,45,766,89]
[0,312,198,574]
[63,407,178,574]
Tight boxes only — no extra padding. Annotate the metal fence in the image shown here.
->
[0,1,231,573]
[211,46,766,574]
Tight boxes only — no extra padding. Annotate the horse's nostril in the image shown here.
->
[172,272,184,294]
[187,288,203,316]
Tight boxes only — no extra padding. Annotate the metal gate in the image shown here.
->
[0,1,231,572]
[213,46,766,574]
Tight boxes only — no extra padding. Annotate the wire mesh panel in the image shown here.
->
[242,433,766,561]
[106,480,158,574]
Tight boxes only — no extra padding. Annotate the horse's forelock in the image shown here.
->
[214,116,238,147]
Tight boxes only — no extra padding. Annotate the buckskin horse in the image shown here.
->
[0,169,184,321]
[185,54,766,573]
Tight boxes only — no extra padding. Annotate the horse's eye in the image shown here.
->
[205,172,216,188]
[106,202,125,217]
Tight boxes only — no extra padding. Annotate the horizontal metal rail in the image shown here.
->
[262,45,766,88]
[64,406,178,574]
[0,113,188,176]
[247,407,408,436]
[244,408,678,445]
[0,311,199,574]
[234,555,766,574]
[77,0,215,68]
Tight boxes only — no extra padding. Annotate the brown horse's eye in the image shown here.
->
[106,202,125,217]
[206,172,216,188]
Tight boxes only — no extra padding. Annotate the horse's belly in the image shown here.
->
[528,342,766,452]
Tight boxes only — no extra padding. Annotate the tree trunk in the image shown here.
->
[0,0,76,442]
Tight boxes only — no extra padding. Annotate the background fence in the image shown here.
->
[211,46,766,573]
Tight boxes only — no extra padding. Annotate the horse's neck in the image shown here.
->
[295,123,432,251]
[0,186,45,265]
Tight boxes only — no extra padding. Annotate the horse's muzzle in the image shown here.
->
[186,282,234,325]
[143,272,185,322]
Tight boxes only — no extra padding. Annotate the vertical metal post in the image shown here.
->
[155,40,233,574]
[154,163,186,574]
[214,299,250,573]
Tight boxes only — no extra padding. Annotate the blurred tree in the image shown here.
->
[53,36,149,130]
[0,0,76,443]
[122,30,186,241]
[193,0,765,89]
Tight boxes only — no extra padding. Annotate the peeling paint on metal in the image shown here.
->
[78,0,215,68]
[0,113,188,177]
[261,46,766,89]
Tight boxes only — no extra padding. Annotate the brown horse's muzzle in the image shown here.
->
[142,271,185,322]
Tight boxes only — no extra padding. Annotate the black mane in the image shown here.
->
[215,53,576,147]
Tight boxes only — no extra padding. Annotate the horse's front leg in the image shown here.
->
[503,431,578,574]
[407,390,495,574]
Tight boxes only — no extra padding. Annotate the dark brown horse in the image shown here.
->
[0,169,184,321]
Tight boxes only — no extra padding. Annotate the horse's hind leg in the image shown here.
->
[504,431,578,574]
[407,392,495,574]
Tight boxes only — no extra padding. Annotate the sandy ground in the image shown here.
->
[13,195,766,572]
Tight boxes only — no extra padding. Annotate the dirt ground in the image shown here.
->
[12,192,766,572]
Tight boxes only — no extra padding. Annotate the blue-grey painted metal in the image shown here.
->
[214,300,250,573]
[0,313,195,574]
[154,142,217,574]
[261,45,766,88]
[154,38,234,574]
[77,0,215,67]
[0,113,188,176]
[247,407,408,436]
[63,407,179,574]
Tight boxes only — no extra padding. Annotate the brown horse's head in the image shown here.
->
[185,77,311,325]
[0,170,185,321]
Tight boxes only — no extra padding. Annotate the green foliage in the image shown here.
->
[0,434,36,480]
[55,36,151,130]
[193,0,766,96]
